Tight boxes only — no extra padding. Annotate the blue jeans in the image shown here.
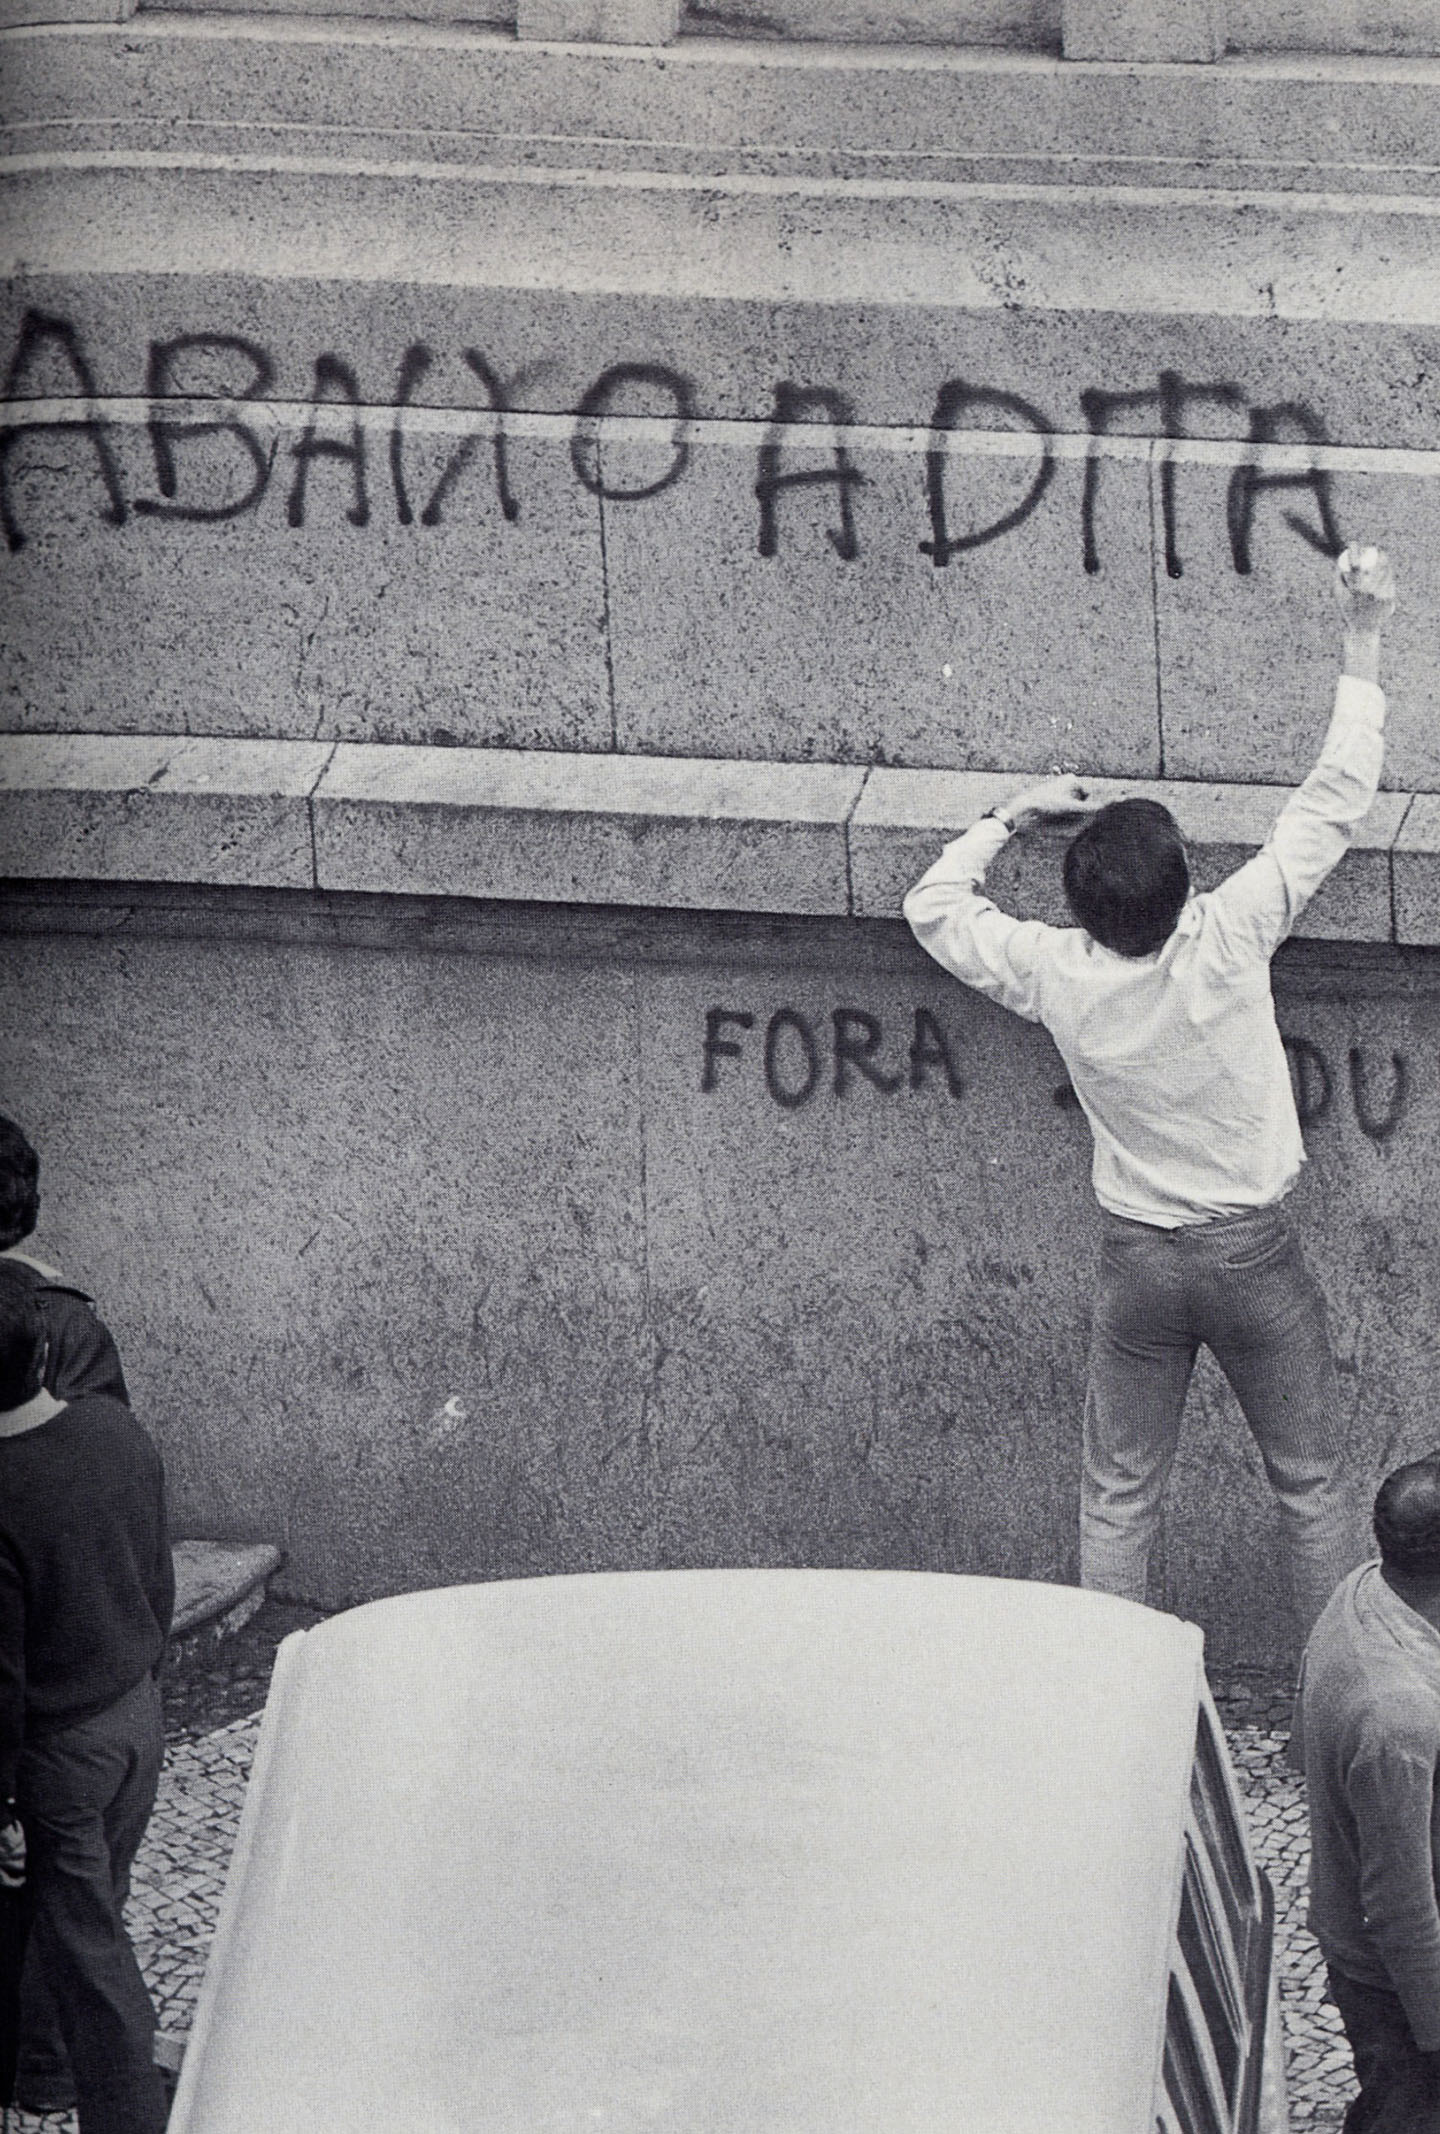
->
[1081,1201,1361,1633]
[1328,1967,1440,2133]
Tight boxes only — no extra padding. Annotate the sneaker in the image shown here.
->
[9,2088,75,2118]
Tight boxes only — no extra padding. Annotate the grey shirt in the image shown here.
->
[1296,1561,1440,2047]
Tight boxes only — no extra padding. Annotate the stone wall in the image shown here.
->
[7,395,1440,784]
[5,28,1439,781]
[3,887,1434,1668]
[4,19,1440,1663]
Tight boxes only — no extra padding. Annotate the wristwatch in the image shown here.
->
[981,804,1016,834]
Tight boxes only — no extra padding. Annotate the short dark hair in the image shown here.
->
[1374,1456,1440,1579]
[0,1263,45,1409]
[1063,799,1190,957]
[0,1115,39,1251]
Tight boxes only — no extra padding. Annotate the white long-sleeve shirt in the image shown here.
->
[903,675,1386,1227]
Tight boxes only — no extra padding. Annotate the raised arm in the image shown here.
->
[1210,545,1395,960]
[902,775,1094,1021]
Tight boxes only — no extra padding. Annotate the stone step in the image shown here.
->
[31,0,1440,53]
[4,27,1440,455]
[4,22,1438,193]
[4,156,1439,453]
[4,730,1440,944]
[171,1538,283,1640]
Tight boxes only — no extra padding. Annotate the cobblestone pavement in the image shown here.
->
[1227,1717,1353,2133]
[4,1701,1359,2133]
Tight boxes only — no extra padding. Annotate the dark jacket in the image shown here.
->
[0,1394,172,1800]
[0,1252,128,1406]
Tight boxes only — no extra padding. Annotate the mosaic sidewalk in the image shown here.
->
[4,1706,1357,2132]
[1229,1719,1354,2132]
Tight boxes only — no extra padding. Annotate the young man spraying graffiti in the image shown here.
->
[903,545,1395,1633]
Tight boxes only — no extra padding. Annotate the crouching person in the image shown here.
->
[1297,1456,1440,2133]
[0,1264,173,2134]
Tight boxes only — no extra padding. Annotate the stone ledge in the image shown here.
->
[6,25,1439,193]
[0,733,1432,942]
[9,158,1439,334]
[851,768,1409,941]
[0,735,331,889]
[1393,794,1440,945]
[171,1538,283,1639]
[312,745,864,916]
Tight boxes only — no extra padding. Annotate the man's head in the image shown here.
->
[1374,1455,1440,1582]
[0,1114,39,1251]
[0,1263,46,1411]
[1063,799,1191,957]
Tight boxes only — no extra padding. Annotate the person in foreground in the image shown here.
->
[903,544,1395,1632]
[1296,1457,1440,2132]
[0,1113,131,2117]
[0,1264,173,2134]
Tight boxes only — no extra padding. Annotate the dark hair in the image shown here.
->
[0,1263,45,1409]
[0,1115,39,1251]
[1063,799,1190,956]
[1374,1457,1440,1579]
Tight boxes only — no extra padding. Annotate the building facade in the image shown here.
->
[3,0,1438,1662]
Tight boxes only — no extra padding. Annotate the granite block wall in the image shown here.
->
[5,27,1440,1666]
[6,384,1439,783]
[2,893,1436,1666]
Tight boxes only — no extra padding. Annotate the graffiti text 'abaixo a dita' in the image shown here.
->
[2,311,1347,575]
[703,1006,1412,1141]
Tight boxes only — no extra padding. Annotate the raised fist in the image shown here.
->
[1003,775,1097,834]
[1335,544,1396,631]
